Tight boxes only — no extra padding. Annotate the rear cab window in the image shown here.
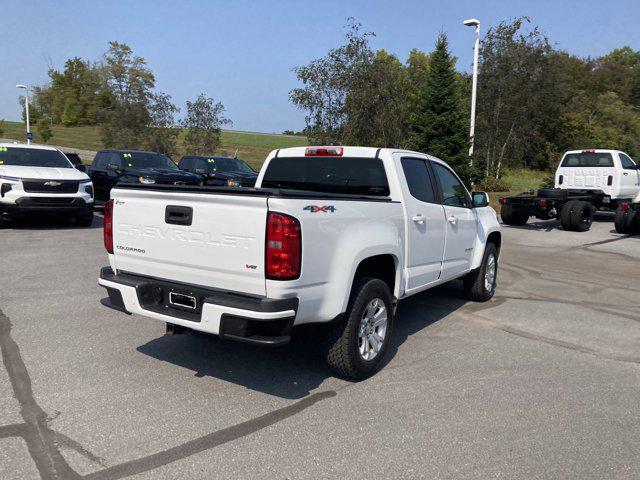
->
[561,152,614,167]
[261,156,389,196]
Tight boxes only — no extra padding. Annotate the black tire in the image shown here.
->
[463,242,498,302]
[560,200,576,230]
[570,200,594,232]
[325,277,394,380]
[614,205,631,234]
[75,213,94,227]
[0,210,6,229]
[500,204,529,226]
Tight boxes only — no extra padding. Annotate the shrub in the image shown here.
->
[475,176,509,192]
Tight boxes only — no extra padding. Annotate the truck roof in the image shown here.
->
[0,142,58,151]
[274,146,433,158]
[563,149,624,155]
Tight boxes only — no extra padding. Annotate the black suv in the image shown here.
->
[178,156,258,187]
[89,150,202,202]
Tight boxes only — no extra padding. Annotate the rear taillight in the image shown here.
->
[104,199,114,254]
[620,202,630,212]
[538,198,548,208]
[265,212,301,280]
[498,196,505,205]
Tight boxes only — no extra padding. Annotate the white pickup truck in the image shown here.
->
[501,149,640,231]
[99,146,501,379]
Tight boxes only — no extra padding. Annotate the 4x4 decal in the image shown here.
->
[304,205,336,213]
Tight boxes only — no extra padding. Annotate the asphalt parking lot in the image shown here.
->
[1,212,639,479]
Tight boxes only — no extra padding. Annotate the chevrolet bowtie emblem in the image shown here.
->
[44,181,62,187]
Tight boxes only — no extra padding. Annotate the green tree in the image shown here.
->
[290,18,375,144]
[409,34,474,183]
[182,94,232,155]
[37,119,53,143]
[143,92,179,156]
[0,119,4,138]
[100,42,155,149]
[343,50,410,147]
[475,18,559,176]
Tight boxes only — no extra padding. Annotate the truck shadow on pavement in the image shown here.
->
[136,282,467,400]
[1,214,103,230]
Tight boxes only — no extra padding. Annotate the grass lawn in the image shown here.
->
[0,121,308,167]
[487,168,549,210]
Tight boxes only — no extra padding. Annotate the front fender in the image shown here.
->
[470,206,501,270]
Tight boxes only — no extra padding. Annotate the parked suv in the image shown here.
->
[89,149,202,203]
[0,143,94,227]
[178,155,258,187]
[99,146,501,379]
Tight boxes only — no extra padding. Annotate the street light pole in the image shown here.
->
[16,84,31,144]
[463,19,480,165]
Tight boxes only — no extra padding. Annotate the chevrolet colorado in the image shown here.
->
[500,150,640,232]
[0,142,94,227]
[98,146,502,379]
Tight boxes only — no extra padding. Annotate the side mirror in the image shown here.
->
[194,168,207,175]
[75,164,87,172]
[107,163,121,172]
[472,191,490,208]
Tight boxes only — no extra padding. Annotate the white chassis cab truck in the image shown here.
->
[0,142,94,227]
[98,146,501,379]
[500,149,640,232]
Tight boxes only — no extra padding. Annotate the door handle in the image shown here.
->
[447,215,457,225]
[623,172,629,176]
[412,214,425,224]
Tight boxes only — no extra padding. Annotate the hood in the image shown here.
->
[0,165,90,181]
[125,167,201,180]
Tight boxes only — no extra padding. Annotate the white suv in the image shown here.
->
[0,142,94,227]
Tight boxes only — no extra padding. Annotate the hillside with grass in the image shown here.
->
[1,119,547,205]
[0,121,308,169]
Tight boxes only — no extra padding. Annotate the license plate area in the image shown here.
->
[169,292,197,310]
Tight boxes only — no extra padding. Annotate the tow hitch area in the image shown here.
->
[169,292,197,310]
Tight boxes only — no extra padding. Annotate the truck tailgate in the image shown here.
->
[110,188,268,296]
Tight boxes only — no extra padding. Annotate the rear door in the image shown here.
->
[111,188,269,296]
[618,153,639,198]
[398,156,446,291]
[431,162,477,280]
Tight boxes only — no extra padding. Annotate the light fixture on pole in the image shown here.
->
[463,18,480,165]
[16,84,31,144]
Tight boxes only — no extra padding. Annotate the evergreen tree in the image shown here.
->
[409,34,475,183]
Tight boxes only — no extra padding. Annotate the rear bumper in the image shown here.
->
[98,267,297,346]
[1,197,93,217]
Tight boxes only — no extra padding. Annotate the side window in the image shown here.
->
[93,153,107,169]
[110,153,124,168]
[620,153,636,170]
[179,157,191,170]
[401,157,435,203]
[432,162,471,208]
[193,158,210,171]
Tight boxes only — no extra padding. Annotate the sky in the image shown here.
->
[1,0,639,133]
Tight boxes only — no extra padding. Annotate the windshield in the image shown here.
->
[561,152,614,167]
[207,157,254,173]
[261,157,389,196]
[0,147,72,168]
[119,152,178,170]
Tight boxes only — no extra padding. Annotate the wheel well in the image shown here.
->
[354,255,396,295]
[487,231,502,255]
